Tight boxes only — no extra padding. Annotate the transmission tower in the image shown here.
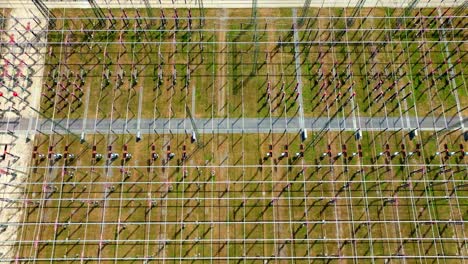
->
[142,0,154,26]
[198,0,205,27]
[346,0,366,27]
[185,106,203,147]
[32,0,56,28]
[453,1,468,16]
[396,0,420,27]
[298,0,311,27]
[251,0,259,73]
[88,0,106,27]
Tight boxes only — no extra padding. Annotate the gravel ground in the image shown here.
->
[1,0,464,9]
[0,7,46,260]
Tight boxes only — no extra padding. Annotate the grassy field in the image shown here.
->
[9,5,467,263]
[38,7,467,122]
[15,128,467,262]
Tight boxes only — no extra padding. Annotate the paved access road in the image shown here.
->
[0,116,465,135]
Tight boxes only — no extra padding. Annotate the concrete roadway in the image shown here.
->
[0,116,466,135]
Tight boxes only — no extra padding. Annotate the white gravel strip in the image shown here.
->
[0,7,46,260]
